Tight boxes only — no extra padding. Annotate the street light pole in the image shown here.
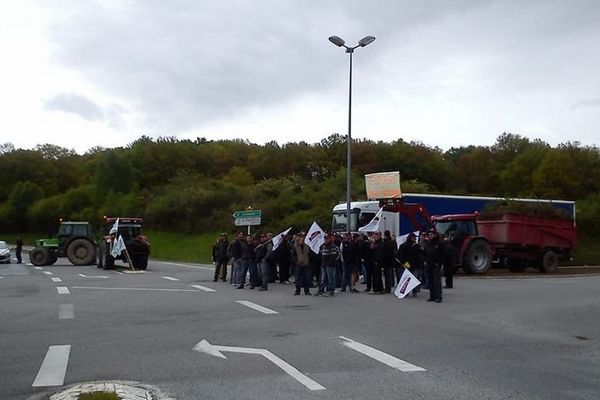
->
[328,35,376,234]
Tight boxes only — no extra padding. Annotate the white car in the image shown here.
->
[0,241,10,264]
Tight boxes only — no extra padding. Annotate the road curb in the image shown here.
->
[28,381,174,400]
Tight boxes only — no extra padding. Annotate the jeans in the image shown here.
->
[341,261,352,290]
[294,265,312,291]
[319,266,336,294]
[238,259,259,288]
[230,259,241,284]
[214,260,228,281]
[259,260,269,289]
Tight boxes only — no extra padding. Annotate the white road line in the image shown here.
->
[56,287,70,295]
[32,345,70,387]
[157,261,213,271]
[72,286,201,292]
[78,273,108,278]
[58,304,74,319]
[34,267,43,270]
[43,271,53,276]
[26,263,33,266]
[190,284,216,293]
[51,277,62,283]
[339,336,426,372]
[236,300,278,314]
[162,276,180,281]
[111,269,125,275]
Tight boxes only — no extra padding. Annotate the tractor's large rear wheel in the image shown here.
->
[66,239,96,266]
[462,240,492,274]
[30,247,49,266]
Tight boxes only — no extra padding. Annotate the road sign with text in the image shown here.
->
[232,210,262,219]
[234,217,261,226]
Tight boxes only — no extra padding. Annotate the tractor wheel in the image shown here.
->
[540,250,559,273]
[30,247,49,266]
[66,239,96,266]
[506,257,526,273]
[463,240,492,274]
[47,254,58,266]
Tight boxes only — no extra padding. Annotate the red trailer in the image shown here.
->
[477,213,576,273]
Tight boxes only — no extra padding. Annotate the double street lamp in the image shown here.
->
[328,35,376,233]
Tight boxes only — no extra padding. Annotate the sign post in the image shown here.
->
[232,210,262,234]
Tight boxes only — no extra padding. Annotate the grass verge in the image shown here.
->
[146,230,220,264]
[79,392,120,400]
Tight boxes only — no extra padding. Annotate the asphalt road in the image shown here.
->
[1,255,599,400]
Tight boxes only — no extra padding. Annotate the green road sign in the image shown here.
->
[232,210,262,218]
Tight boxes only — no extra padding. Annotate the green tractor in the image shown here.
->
[29,221,97,266]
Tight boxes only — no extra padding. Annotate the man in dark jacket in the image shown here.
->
[397,232,423,296]
[317,234,340,296]
[237,235,259,289]
[371,232,385,294]
[212,233,230,282]
[228,232,244,285]
[382,230,396,293]
[423,228,444,303]
[16,237,23,264]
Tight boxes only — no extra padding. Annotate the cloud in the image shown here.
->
[44,93,104,121]
[571,97,600,110]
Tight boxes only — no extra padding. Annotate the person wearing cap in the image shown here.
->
[423,228,444,303]
[212,233,230,282]
[292,233,312,295]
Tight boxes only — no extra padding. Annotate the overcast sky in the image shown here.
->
[1,0,599,153]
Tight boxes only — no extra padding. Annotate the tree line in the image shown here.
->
[0,133,599,237]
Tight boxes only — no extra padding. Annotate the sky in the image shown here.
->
[1,0,599,154]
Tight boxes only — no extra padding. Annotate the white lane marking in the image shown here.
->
[34,267,43,270]
[111,269,125,275]
[43,271,53,275]
[51,277,62,283]
[194,339,325,391]
[236,300,278,315]
[78,273,108,279]
[339,336,426,372]
[27,263,33,266]
[162,276,180,281]
[57,287,70,295]
[32,345,71,387]
[156,261,213,271]
[190,284,216,293]
[58,304,74,319]
[72,286,201,292]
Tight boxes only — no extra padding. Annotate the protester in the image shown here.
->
[292,233,312,295]
[341,233,356,292]
[212,233,230,282]
[382,230,396,293]
[423,228,444,303]
[371,232,385,294]
[317,233,341,297]
[361,233,375,292]
[228,232,244,285]
[237,235,259,289]
[15,236,23,264]
[397,232,424,297]
[255,233,273,291]
[275,233,292,284]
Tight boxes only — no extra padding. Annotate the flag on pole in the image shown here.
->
[358,207,383,233]
[111,235,126,258]
[272,227,292,251]
[305,221,325,254]
[394,268,421,299]
[109,218,120,235]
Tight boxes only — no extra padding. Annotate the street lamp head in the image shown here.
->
[328,35,346,47]
[358,35,376,47]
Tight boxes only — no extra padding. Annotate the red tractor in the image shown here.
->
[96,217,150,270]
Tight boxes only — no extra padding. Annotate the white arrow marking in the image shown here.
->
[162,276,179,281]
[193,339,325,391]
[236,300,278,314]
[190,284,216,292]
[339,336,426,372]
[78,273,108,279]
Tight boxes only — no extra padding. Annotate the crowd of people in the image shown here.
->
[212,228,456,303]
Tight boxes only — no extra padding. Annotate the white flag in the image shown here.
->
[396,230,420,249]
[358,207,383,233]
[394,268,421,299]
[272,227,292,251]
[304,221,325,254]
[111,235,126,258]
[109,218,120,235]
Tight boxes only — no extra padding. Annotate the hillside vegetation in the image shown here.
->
[1,133,599,243]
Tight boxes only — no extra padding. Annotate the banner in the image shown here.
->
[305,221,325,254]
[272,227,292,251]
[394,268,421,299]
[358,207,383,233]
[365,171,401,200]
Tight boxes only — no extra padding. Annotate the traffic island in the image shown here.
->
[29,381,174,400]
